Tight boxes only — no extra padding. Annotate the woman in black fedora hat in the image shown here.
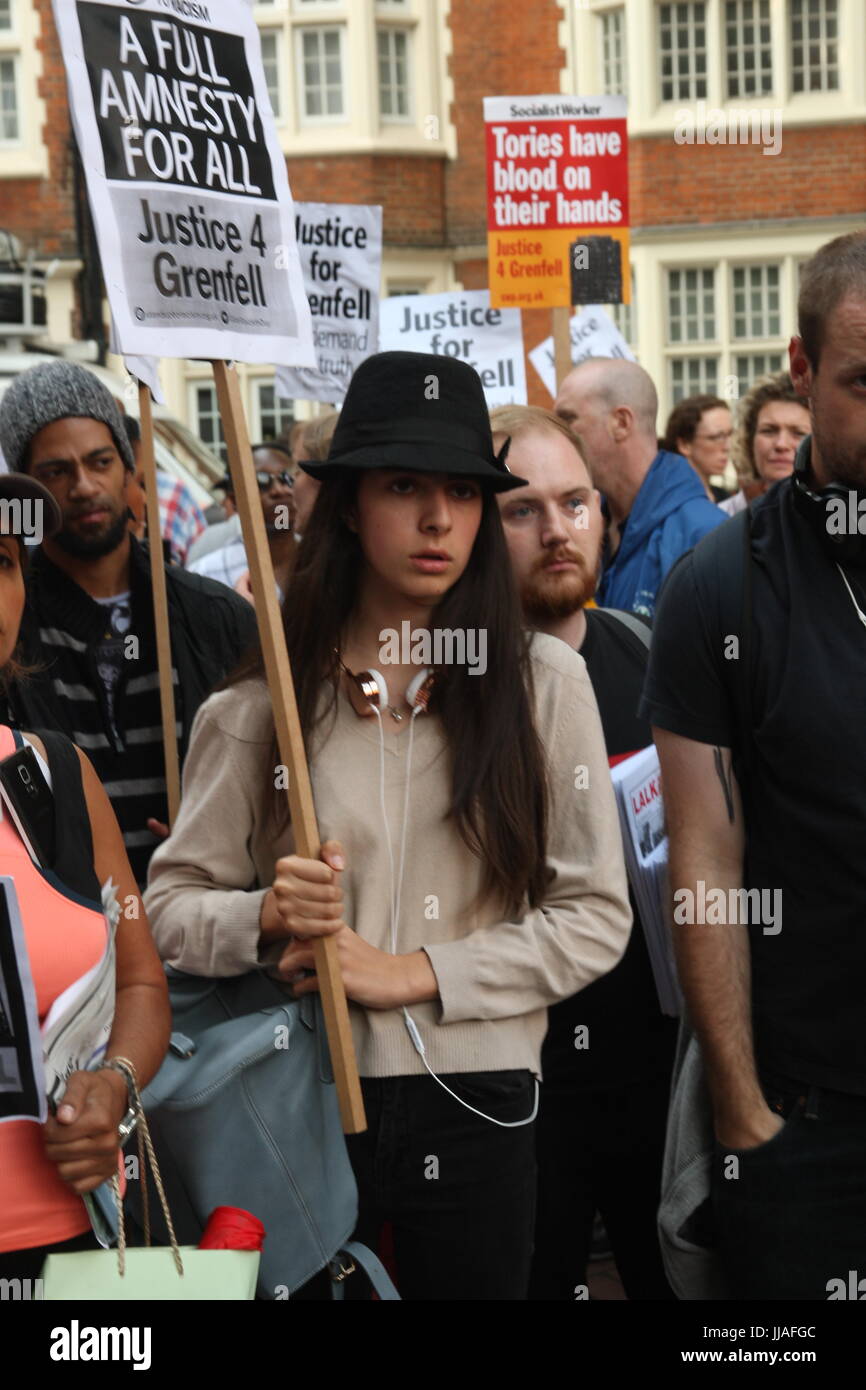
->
[145,352,631,1301]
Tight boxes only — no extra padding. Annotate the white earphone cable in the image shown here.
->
[371,704,398,939]
[838,564,866,631]
[372,692,538,1129]
[392,703,420,944]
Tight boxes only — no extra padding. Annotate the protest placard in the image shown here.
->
[53,0,314,366]
[0,878,44,1125]
[275,203,382,406]
[529,305,635,399]
[53,0,363,1131]
[484,95,629,312]
[379,289,527,406]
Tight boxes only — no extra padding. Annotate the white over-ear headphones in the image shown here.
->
[339,658,434,722]
[336,651,539,1129]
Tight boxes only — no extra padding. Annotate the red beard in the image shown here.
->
[520,551,597,620]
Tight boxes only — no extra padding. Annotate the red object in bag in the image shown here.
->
[198,1206,266,1251]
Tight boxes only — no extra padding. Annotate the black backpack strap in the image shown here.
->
[32,727,100,899]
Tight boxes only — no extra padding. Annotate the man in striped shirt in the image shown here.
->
[0,361,257,887]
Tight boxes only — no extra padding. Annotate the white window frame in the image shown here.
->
[568,0,863,139]
[386,280,434,298]
[730,262,781,340]
[377,25,412,122]
[295,24,348,124]
[259,28,283,122]
[790,0,839,94]
[661,257,791,413]
[733,350,785,395]
[665,261,718,403]
[669,356,720,402]
[255,0,444,157]
[189,382,228,463]
[657,1,709,103]
[0,52,19,144]
[252,378,295,444]
[0,0,48,176]
[0,0,19,148]
[666,265,717,345]
[724,0,773,98]
[631,240,858,424]
[598,7,627,97]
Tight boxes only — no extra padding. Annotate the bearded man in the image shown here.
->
[0,361,256,887]
[493,404,677,1301]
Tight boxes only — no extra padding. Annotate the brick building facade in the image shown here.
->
[0,0,864,442]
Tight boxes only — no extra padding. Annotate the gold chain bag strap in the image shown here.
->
[99,1056,184,1278]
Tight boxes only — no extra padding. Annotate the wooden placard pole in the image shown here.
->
[211,360,366,1135]
[139,383,181,827]
[553,305,573,392]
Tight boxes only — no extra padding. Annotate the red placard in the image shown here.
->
[484,95,629,310]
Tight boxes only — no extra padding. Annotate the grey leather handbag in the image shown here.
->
[129,967,397,1300]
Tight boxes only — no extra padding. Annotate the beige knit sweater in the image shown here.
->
[144,631,631,1079]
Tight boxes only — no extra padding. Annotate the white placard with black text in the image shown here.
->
[52,0,315,366]
[275,203,382,405]
[379,290,527,407]
[530,305,635,398]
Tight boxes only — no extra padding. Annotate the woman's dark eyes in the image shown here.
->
[389,479,477,499]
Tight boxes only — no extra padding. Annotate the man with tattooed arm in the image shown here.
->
[641,231,866,1300]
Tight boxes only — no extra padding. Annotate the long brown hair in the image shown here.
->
[226,472,549,914]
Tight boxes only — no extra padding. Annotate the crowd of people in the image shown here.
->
[0,227,863,1302]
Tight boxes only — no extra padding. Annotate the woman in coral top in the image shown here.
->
[0,472,170,1285]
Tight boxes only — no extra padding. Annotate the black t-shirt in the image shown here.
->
[640,479,866,1095]
[541,609,678,1090]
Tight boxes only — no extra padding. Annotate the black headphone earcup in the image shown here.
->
[792,468,866,567]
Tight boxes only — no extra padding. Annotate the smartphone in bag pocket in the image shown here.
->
[0,745,56,868]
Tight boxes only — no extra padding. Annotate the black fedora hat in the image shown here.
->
[299,351,527,493]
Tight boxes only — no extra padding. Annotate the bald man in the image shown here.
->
[555,359,725,617]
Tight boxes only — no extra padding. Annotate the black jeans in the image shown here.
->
[0,1229,98,1291]
[712,1070,866,1300]
[529,1073,675,1300]
[344,1071,537,1301]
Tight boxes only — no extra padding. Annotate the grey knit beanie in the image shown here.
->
[0,360,135,474]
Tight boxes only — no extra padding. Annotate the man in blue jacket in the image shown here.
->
[555,358,725,616]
